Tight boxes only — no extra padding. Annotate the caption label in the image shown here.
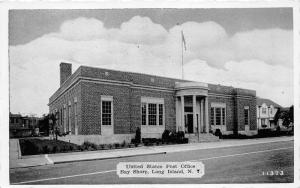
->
[117,162,204,178]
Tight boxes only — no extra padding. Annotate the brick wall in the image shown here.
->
[208,94,257,133]
[49,83,82,135]
[81,82,131,135]
[235,97,257,131]
[80,81,176,135]
[208,95,236,131]
[49,64,257,137]
[130,88,176,133]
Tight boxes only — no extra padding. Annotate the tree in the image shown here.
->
[38,114,50,136]
[48,112,59,140]
[283,105,294,126]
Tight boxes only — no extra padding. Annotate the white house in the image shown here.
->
[256,98,281,130]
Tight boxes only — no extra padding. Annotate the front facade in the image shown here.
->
[256,98,281,130]
[49,63,257,144]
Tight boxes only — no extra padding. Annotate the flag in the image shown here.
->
[181,30,187,51]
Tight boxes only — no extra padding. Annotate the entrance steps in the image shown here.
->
[185,133,220,143]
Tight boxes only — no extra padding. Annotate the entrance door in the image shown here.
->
[185,114,194,133]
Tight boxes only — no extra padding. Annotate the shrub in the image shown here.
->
[19,138,80,155]
[177,131,185,139]
[182,138,189,144]
[107,144,113,149]
[52,146,58,153]
[162,130,170,143]
[214,129,223,138]
[114,143,120,148]
[121,141,126,148]
[82,141,97,150]
[69,145,74,151]
[43,145,49,154]
[135,127,141,144]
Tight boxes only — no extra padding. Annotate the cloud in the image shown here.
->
[184,60,293,106]
[118,16,168,45]
[9,16,293,115]
[231,29,293,68]
[54,17,107,41]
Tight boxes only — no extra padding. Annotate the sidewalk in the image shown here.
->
[10,136,293,169]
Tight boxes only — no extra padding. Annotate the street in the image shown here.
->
[10,140,293,184]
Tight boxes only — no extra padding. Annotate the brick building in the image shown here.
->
[49,62,257,144]
[9,113,40,138]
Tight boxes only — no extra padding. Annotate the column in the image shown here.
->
[175,97,179,132]
[63,104,67,133]
[181,95,185,132]
[200,99,204,132]
[205,97,209,133]
[193,95,197,133]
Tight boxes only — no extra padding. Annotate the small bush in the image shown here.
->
[121,140,126,148]
[82,141,97,150]
[43,145,49,154]
[19,138,80,155]
[52,146,58,153]
[107,144,113,149]
[162,130,170,143]
[114,143,120,148]
[135,127,141,144]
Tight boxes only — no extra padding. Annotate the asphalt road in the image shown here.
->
[10,140,294,184]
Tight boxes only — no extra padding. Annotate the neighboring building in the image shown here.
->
[256,98,281,130]
[9,113,40,137]
[9,113,23,129]
[48,62,257,144]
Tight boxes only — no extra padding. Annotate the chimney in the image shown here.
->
[60,62,72,85]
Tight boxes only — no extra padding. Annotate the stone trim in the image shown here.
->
[209,92,254,99]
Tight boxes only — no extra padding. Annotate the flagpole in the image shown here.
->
[181,30,184,80]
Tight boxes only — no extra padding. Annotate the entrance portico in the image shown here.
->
[175,82,209,134]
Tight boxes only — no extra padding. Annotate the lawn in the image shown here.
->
[19,138,81,156]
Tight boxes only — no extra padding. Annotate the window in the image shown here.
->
[63,105,67,132]
[68,102,71,133]
[215,108,221,125]
[222,108,225,125]
[148,103,157,125]
[210,108,214,125]
[74,98,78,135]
[210,104,226,126]
[140,97,164,126]
[269,108,272,115]
[244,106,249,125]
[184,107,193,112]
[141,103,147,125]
[102,101,112,125]
[61,108,63,126]
[159,104,163,125]
[262,107,267,114]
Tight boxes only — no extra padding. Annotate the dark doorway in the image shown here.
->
[185,114,193,133]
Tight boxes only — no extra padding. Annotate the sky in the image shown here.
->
[9,8,293,116]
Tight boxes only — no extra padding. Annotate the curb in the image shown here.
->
[52,151,167,164]
[164,138,294,154]
[10,163,50,169]
[11,136,293,169]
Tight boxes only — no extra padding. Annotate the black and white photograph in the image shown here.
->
[0,1,298,186]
